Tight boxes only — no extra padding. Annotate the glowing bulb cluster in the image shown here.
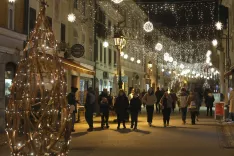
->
[111,0,123,3]
[143,21,154,32]
[68,13,76,22]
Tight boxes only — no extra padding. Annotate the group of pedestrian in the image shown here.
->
[67,86,216,132]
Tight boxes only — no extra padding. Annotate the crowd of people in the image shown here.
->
[67,86,222,132]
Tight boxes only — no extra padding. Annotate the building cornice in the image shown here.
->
[0,27,27,41]
[0,46,18,55]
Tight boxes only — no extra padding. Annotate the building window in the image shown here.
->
[114,51,117,65]
[82,0,86,16]
[61,23,66,42]
[109,49,112,64]
[104,48,106,64]
[8,3,15,30]
[29,8,36,32]
[100,42,103,62]
[46,16,52,30]
[74,0,78,9]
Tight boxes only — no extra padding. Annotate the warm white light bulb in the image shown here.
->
[206,50,212,57]
[212,39,218,47]
[124,54,128,59]
[120,52,124,57]
[130,57,135,62]
[211,68,215,72]
[162,69,165,72]
[169,57,173,63]
[68,13,76,22]
[137,60,141,64]
[180,64,184,69]
[103,41,109,48]
[9,0,15,2]
[215,21,223,30]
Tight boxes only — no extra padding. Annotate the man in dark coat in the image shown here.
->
[85,87,95,131]
[99,89,112,129]
[130,92,141,130]
[155,87,163,113]
[67,87,78,132]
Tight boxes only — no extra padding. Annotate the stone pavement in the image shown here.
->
[1,108,234,156]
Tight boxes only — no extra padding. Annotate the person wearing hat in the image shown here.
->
[67,87,78,132]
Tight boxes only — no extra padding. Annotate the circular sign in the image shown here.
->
[71,44,85,58]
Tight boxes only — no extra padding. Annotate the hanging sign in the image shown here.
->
[71,44,85,58]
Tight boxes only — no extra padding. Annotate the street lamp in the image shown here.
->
[148,61,153,68]
[114,30,126,89]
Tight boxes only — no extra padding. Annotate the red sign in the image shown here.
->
[215,102,225,116]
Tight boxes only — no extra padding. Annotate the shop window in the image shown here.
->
[5,63,16,96]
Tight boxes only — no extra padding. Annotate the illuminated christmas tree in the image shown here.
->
[6,1,71,155]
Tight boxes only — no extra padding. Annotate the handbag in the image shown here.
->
[189,101,197,109]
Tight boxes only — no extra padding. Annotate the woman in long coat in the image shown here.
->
[114,89,129,129]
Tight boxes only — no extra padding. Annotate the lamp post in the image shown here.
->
[114,30,126,89]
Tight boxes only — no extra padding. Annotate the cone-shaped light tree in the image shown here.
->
[6,1,72,155]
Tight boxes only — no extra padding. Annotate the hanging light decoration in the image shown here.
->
[211,68,215,72]
[68,13,76,22]
[206,50,212,57]
[212,39,218,47]
[164,53,170,61]
[8,0,15,2]
[124,54,128,59]
[155,43,163,51]
[137,59,141,64]
[103,41,109,48]
[180,64,185,69]
[169,56,173,63]
[130,57,135,62]
[143,21,154,32]
[162,69,165,72]
[215,21,223,30]
[120,52,124,57]
[173,61,177,66]
[111,0,123,3]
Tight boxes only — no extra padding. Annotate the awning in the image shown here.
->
[60,58,95,76]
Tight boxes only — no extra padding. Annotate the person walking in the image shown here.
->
[170,89,178,113]
[129,92,142,130]
[114,90,129,129]
[229,88,234,121]
[141,89,147,108]
[187,91,199,125]
[155,87,163,113]
[67,87,78,132]
[143,87,157,127]
[160,91,173,127]
[99,89,112,129]
[178,88,188,124]
[205,90,215,117]
[85,87,95,132]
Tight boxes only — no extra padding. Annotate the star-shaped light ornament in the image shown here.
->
[68,13,76,23]
[143,21,154,32]
[215,21,223,30]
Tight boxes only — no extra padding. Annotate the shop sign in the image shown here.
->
[71,44,85,58]
[215,102,225,116]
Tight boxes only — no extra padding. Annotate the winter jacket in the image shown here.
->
[67,92,77,113]
[98,92,112,113]
[114,95,129,114]
[178,91,188,108]
[130,97,142,112]
[187,92,199,112]
[85,92,95,110]
[155,90,163,102]
[142,93,157,106]
[160,94,173,109]
[205,93,215,107]
[229,90,234,113]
